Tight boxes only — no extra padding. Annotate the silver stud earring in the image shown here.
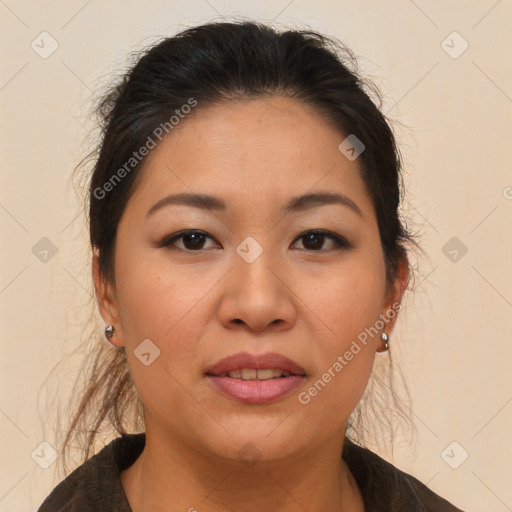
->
[104,325,122,349]
[381,332,389,351]
[105,324,115,340]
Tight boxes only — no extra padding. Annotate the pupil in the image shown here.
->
[184,233,204,249]
[305,233,323,250]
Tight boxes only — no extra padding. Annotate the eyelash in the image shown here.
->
[158,229,352,252]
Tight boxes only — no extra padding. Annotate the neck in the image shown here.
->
[121,426,364,512]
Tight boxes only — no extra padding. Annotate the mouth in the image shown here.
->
[209,368,303,380]
[205,351,306,378]
[205,352,306,404]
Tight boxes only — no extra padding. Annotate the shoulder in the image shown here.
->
[342,438,466,512]
[36,433,145,512]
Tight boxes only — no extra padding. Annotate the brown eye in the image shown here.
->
[159,229,351,253]
[160,230,218,251]
[292,230,351,251]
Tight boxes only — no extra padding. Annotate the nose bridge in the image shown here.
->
[234,239,283,303]
[218,239,296,331]
[237,246,279,295]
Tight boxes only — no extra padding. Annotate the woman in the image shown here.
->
[37,20,465,512]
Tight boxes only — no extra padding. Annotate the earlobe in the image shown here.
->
[381,254,409,336]
[92,249,120,326]
[92,251,125,348]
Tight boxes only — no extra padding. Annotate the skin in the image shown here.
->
[93,96,409,512]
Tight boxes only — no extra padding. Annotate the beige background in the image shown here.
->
[1,1,511,511]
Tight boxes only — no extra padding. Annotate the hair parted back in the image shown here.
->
[46,20,418,478]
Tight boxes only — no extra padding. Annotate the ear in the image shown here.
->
[377,253,409,349]
[92,248,124,348]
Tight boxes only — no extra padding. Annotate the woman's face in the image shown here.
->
[95,96,407,464]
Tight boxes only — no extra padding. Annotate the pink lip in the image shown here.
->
[206,351,306,376]
[207,375,304,404]
[205,351,306,405]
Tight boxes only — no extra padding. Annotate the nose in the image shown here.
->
[217,250,297,333]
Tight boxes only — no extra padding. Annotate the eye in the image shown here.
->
[291,230,351,251]
[159,230,218,251]
[159,229,351,252]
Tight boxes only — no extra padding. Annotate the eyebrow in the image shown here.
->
[146,192,362,217]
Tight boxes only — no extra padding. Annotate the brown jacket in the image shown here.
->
[37,433,465,511]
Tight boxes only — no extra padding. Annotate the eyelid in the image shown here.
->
[158,229,352,251]
[294,229,352,250]
[157,229,217,249]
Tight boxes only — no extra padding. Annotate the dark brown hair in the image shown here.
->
[50,20,418,478]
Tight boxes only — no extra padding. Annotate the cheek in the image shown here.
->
[293,252,385,418]
[113,253,216,415]
[296,250,386,345]
[114,242,214,340]
[113,249,224,394]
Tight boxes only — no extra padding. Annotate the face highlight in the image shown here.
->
[94,96,406,464]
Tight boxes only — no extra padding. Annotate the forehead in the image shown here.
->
[126,96,375,219]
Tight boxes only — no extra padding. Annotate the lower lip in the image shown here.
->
[206,375,304,405]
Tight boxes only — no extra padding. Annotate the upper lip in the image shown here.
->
[206,352,306,376]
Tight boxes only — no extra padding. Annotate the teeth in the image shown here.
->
[254,369,277,380]
[220,369,293,380]
[240,368,258,380]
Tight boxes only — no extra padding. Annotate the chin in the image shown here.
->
[192,415,314,466]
